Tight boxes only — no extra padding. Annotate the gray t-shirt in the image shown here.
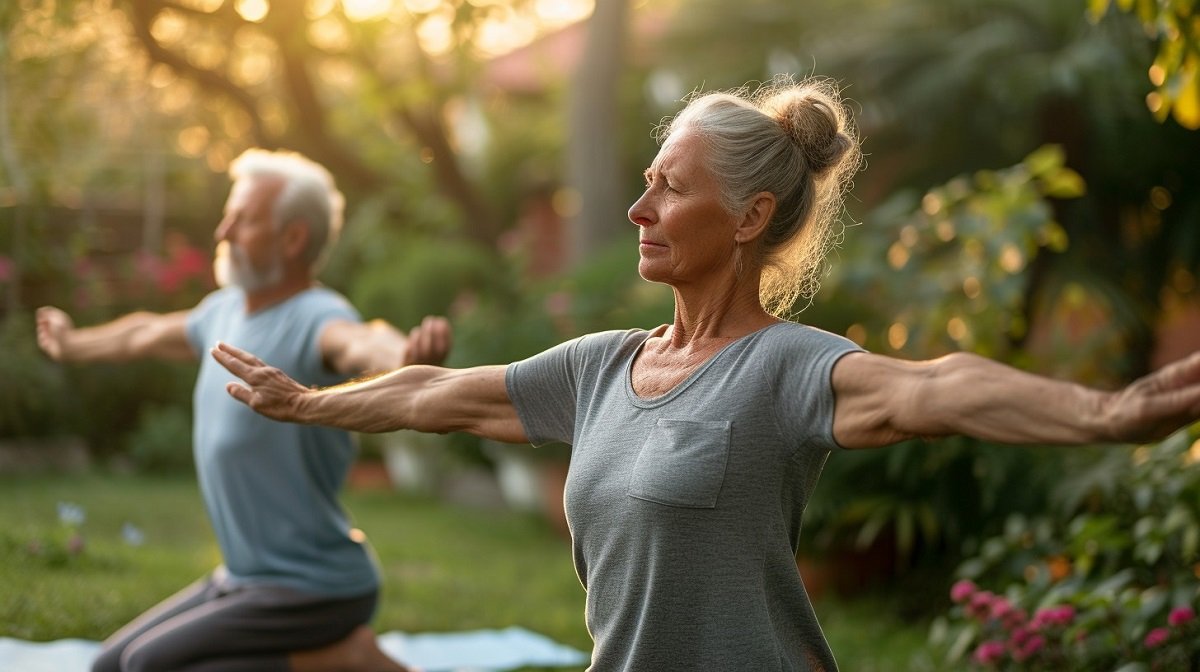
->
[505,321,862,671]
[186,286,379,597]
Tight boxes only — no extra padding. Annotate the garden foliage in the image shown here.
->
[931,425,1200,670]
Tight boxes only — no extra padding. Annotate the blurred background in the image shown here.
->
[2,0,1199,668]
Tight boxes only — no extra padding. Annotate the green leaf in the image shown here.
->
[946,623,978,663]
[1086,0,1112,21]
[1040,168,1087,199]
[1023,144,1066,177]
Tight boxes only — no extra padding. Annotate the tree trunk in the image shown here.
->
[565,0,629,268]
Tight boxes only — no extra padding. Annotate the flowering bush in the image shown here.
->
[930,426,1200,670]
[941,577,1198,670]
[12,502,146,567]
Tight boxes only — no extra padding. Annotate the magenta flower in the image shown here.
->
[1144,627,1171,649]
[951,579,978,603]
[1003,607,1027,630]
[968,590,996,620]
[1168,606,1195,627]
[1031,604,1075,630]
[989,596,1014,621]
[972,640,1007,666]
[1010,632,1045,663]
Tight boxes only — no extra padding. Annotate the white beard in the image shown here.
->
[213,240,283,292]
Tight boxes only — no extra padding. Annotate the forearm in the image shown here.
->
[905,353,1114,445]
[328,322,407,376]
[59,311,193,363]
[275,363,526,442]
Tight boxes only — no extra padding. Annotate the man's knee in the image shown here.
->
[119,637,180,672]
[90,643,125,672]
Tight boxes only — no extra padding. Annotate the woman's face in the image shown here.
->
[628,130,739,287]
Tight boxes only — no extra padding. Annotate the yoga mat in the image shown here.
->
[0,626,589,672]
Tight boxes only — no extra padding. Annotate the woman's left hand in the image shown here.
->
[1101,350,1200,444]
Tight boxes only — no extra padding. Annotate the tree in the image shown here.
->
[1091,0,1200,129]
[565,0,630,265]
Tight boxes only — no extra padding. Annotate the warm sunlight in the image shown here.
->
[234,0,269,22]
[535,0,593,26]
[343,0,393,22]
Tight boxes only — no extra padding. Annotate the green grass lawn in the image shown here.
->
[0,471,935,670]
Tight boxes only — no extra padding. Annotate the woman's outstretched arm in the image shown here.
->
[210,341,527,443]
[831,350,1200,450]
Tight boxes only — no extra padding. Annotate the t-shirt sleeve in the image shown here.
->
[185,290,227,356]
[771,326,864,453]
[505,336,586,447]
[302,292,361,387]
[505,330,632,448]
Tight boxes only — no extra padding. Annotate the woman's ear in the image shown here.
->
[734,192,776,244]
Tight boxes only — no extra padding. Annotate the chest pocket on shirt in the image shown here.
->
[627,419,731,509]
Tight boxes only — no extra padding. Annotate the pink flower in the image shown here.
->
[1003,607,1027,630]
[972,640,1007,666]
[1168,606,1195,627]
[0,255,12,282]
[1010,632,1045,663]
[951,579,977,603]
[989,596,1014,621]
[968,590,996,620]
[1144,627,1171,649]
[1031,604,1075,630]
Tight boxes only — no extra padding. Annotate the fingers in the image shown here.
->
[210,341,270,377]
[420,316,452,365]
[35,306,66,359]
[1148,350,1200,392]
[224,381,252,405]
[403,316,452,366]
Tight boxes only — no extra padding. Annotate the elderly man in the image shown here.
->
[37,149,443,672]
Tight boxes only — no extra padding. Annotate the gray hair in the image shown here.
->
[228,148,345,271]
[659,75,862,316]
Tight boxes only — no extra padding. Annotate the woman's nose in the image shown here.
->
[628,191,654,228]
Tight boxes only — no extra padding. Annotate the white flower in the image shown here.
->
[57,502,85,526]
[121,522,145,547]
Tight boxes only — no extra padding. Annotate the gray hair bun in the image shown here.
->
[766,86,855,178]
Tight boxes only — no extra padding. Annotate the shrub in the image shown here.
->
[930,426,1200,670]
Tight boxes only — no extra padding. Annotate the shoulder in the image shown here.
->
[188,287,241,323]
[303,286,356,310]
[511,328,649,382]
[194,286,241,310]
[758,321,862,356]
[295,287,360,322]
[546,328,650,358]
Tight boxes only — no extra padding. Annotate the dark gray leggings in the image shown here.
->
[90,572,377,672]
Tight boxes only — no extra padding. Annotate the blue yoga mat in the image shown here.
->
[0,626,590,672]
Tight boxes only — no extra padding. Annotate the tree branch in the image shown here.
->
[123,0,269,145]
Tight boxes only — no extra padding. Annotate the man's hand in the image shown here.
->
[211,341,313,423]
[36,306,74,361]
[321,316,453,376]
[401,316,452,367]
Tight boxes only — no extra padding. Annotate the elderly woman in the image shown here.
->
[212,77,1200,671]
